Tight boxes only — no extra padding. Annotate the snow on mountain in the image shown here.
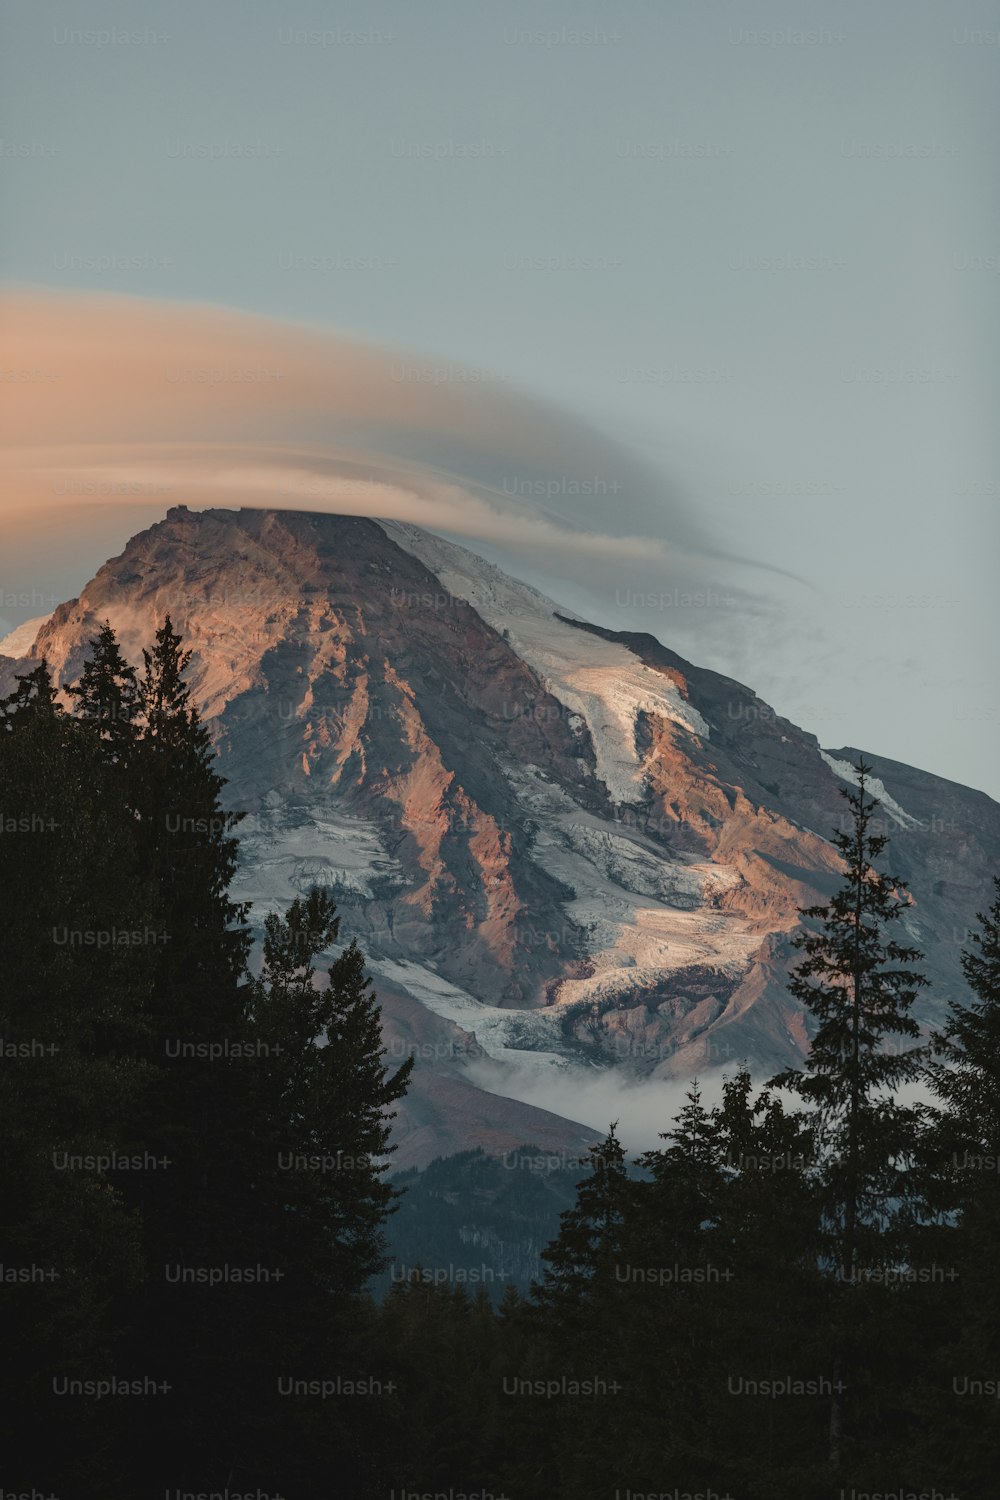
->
[378,519,709,805]
[818,750,921,830]
[496,761,755,1018]
[373,957,569,1072]
[0,613,52,658]
[231,792,409,913]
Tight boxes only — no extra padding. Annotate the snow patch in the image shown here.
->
[0,613,51,658]
[372,958,571,1073]
[230,796,406,916]
[499,760,756,1010]
[819,751,921,830]
[379,519,709,806]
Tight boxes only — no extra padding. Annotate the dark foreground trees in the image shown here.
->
[484,769,993,1500]
[0,660,159,1491]
[912,876,1000,1489]
[0,623,411,1497]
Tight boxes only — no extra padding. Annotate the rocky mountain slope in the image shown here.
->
[3,506,996,1166]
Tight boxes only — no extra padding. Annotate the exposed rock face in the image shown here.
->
[27,508,600,1007]
[6,506,998,1163]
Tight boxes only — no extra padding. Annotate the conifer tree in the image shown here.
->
[915,877,1000,1492]
[638,1080,722,1231]
[67,619,140,763]
[0,657,158,1496]
[120,613,252,1428]
[536,1124,631,1305]
[128,888,415,1493]
[105,617,253,1488]
[135,613,249,1006]
[0,658,59,720]
[246,888,414,1295]
[927,876,1000,1154]
[771,760,928,1469]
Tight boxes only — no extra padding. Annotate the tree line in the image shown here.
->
[1,618,998,1497]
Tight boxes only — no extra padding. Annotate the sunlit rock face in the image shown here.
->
[6,506,998,1164]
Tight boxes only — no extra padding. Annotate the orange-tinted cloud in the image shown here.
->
[1,287,711,571]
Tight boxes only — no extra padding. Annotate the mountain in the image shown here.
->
[4,505,997,1166]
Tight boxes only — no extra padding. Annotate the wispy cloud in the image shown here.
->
[1,288,816,728]
[0,288,782,592]
[466,1057,738,1157]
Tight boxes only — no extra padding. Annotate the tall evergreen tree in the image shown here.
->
[637,1080,721,1235]
[245,888,414,1297]
[927,875,1000,1148]
[913,877,1000,1493]
[536,1124,631,1306]
[771,760,928,1470]
[121,888,415,1494]
[134,613,249,1009]
[0,657,159,1497]
[67,619,141,763]
[0,657,59,720]
[105,616,252,1491]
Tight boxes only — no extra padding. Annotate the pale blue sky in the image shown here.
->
[3,0,999,794]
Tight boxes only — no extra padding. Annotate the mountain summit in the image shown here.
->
[5,507,996,1164]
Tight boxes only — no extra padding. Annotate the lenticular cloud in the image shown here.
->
[0,287,712,571]
[1,288,799,676]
